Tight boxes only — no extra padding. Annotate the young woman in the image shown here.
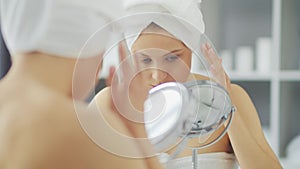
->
[92,1,283,168]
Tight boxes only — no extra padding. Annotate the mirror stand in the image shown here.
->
[189,107,235,169]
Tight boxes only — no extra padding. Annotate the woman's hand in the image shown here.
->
[108,41,146,127]
[201,43,232,94]
[107,42,158,158]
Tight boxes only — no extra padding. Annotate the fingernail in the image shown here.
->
[208,48,214,55]
[206,43,211,50]
[201,44,206,50]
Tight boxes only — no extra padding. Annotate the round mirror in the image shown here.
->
[144,80,234,154]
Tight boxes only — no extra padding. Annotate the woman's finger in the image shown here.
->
[118,41,136,83]
[201,43,213,65]
[200,42,230,90]
[106,66,115,86]
[118,40,129,61]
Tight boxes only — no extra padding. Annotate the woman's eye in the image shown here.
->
[165,55,179,62]
[142,58,152,64]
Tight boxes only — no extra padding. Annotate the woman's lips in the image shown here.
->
[151,84,160,88]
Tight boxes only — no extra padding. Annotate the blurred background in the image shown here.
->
[1,0,299,168]
[201,0,300,168]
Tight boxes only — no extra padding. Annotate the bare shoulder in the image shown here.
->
[230,83,250,98]
[89,87,113,117]
[90,87,137,137]
[92,86,111,106]
[229,83,266,138]
[230,83,257,116]
[230,83,257,118]
[1,91,147,169]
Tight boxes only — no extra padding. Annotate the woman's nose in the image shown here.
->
[151,69,168,83]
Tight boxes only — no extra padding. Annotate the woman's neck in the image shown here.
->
[6,52,76,97]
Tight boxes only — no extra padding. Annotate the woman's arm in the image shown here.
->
[228,84,283,169]
[200,42,282,168]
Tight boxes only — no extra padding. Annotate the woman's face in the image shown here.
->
[131,30,192,91]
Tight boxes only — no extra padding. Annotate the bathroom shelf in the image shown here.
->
[228,71,300,82]
[229,72,273,81]
[279,71,300,81]
[202,0,300,160]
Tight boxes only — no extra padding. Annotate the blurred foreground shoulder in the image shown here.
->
[1,94,147,169]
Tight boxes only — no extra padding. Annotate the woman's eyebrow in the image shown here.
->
[163,49,185,56]
[134,48,184,57]
[134,52,150,57]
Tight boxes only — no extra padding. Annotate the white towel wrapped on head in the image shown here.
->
[122,0,205,53]
[0,0,124,58]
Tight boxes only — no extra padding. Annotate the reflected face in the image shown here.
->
[131,30,192,90]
